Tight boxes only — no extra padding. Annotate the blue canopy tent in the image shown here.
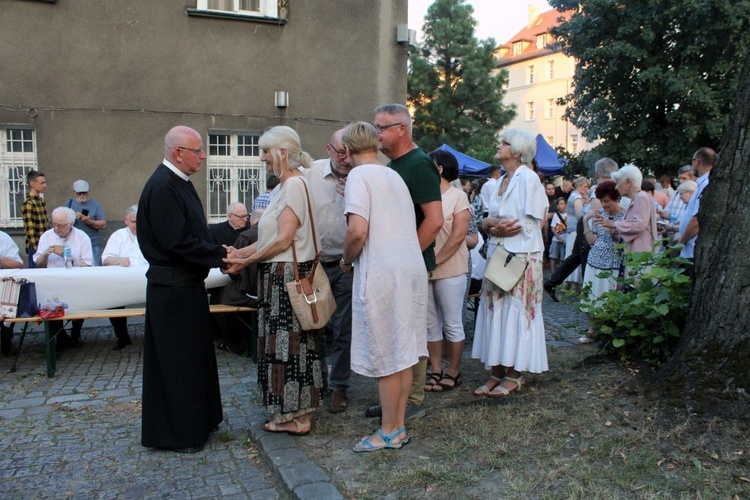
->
[534,134,567,176]
[436,144,490,176]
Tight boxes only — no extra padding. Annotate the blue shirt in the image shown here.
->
[67,198,105,245]
[678,172,709,259]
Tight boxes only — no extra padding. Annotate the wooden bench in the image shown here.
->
[4,304,256,378]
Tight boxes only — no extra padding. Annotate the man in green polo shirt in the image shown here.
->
[365,103,443,420]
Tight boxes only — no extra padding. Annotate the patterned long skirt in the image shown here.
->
[257,261,323,423]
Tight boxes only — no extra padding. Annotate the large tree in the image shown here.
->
[408,0,514,161]
[656,54,750,420]
[549,0,750,175]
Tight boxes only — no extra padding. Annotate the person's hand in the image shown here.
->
[335,177,347,197]
[120,257,131,267]
[593,213,615,234]
[339,258,353,273]
[488,218,522,238]
[556,235,564,243]
[223,257,248,275]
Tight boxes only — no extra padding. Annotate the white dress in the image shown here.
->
[344,164,428,378]
[471,166,549,373]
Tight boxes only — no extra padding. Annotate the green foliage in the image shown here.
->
[408,0,515,156]
[579,248,692,365]
[548,0,750,175]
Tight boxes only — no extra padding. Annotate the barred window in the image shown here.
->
[206,131,264,224]
[0,126,37,228]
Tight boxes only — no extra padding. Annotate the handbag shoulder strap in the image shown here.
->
[290,177,320,281]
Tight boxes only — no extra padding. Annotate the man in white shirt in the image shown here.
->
[34,207,93,349]
[0,230,24,356]
[479,165,501,217]
[304,128,354,414]
[102,205,145,350]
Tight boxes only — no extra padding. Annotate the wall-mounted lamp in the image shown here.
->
[396,24,417,48]
[274,91,289,108]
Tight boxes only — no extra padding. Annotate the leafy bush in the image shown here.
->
[579,249,692,366]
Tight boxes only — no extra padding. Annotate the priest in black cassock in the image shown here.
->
[137,125,233,453]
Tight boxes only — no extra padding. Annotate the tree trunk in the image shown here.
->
[655,55,750,419]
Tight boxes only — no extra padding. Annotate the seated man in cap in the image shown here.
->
[67,179,107,266]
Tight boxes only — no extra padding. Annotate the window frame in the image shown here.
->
[569,134,580,154]
[0,124,37,229]
[527,64,535,85]
[188,0,285,24]
[547,60,555,80]
[545,98,556,119]
[525,101,535,121]
[205,130,265,224]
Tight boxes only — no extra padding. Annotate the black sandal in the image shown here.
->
[424,371,443,392]
[436,372,462,392]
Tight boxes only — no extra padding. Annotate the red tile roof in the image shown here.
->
[495,8,572,66]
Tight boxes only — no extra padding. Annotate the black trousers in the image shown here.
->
[548,218,589,287]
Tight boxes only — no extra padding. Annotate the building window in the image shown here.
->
[512,42,523,56]
[569,134,579,154]
[547,60,555,80]
[192,0,281,20]
[545,98,556,119]
[545,136,555,147]
[206,131,265,224]
[0,126,37,228]
[526,102,535,121]
[527,65,535,84]
[536,34,548,49]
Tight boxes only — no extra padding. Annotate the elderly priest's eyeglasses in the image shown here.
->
[176,146,205,155]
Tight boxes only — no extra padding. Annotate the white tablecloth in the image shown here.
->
[0,266,231,312]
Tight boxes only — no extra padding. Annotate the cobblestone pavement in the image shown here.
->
[0,274,587,499]
[0,319,286,499]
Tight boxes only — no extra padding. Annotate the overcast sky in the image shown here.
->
[408,0,553,45]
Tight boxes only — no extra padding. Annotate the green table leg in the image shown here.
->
[45,321,56,378]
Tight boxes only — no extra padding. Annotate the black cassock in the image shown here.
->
[137,164,226,449]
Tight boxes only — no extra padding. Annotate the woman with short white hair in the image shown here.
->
[595,164,657,253]
[472,129,548,397]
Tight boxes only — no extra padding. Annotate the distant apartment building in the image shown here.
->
[495,5,596,156]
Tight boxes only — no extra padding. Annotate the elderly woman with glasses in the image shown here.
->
[471,129,548,398]
[594,164,658,254]
[224,126,322,437]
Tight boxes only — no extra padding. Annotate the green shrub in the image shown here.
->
[578,248,692,366]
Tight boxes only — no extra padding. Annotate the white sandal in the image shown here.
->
[488,375,525,397]
[474,375,503,396]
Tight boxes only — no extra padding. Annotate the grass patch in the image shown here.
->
[302,344,750,498]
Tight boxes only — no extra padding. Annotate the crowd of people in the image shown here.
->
[0,109,714,455]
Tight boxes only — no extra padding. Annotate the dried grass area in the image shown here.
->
[300,344,750,499]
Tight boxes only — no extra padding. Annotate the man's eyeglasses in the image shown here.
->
[53,222,72,229]
[177,146,205,155]
[229,213,250,221]
[328,143,347,157]
[373,123,402,133]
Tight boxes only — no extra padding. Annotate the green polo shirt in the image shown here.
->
[389,147,442,272]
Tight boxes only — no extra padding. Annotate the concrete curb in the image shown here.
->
[249,422,343,500]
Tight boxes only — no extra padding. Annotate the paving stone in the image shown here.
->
[0,323,287,498]
[268,448,309,468]
[276,461,330,491]
[294,482,344,500]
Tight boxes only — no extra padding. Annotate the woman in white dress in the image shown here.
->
[563,176,590,292]
[471,129,548,397]
[339,121,427,452]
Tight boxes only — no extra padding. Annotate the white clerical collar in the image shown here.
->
[163,159,189,181]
